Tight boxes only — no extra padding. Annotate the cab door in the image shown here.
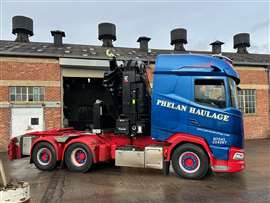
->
[188,77,233,159]
[188,77,230,132]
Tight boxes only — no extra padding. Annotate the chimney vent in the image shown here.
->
[170,28,187,51]
[51,30,65,46]
[12,16,33,43]
[233,33,250,54]
[137,36,151,52]
[98,23,116,47]
[210,40,224,54]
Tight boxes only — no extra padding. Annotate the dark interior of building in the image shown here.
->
[63,77,116,130]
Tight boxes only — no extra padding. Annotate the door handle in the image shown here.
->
[189,119,200,126]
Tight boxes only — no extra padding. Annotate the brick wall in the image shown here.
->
[0,57,60,81]
[0,86,8,101]
[0,57,61,151]
[242,89,270,139]
[236,67,270,139]
[44,107,62,129]
[45,87,61,101]
[0,108,10,152]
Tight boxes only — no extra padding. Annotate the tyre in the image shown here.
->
[32,142,57,171]
[64,143,93,172]
[172,143,209,180]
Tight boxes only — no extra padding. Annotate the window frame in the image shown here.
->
[9,86,45,103]
[193,77,228,109]
[238,89,256,115]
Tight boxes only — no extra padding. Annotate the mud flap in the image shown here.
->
[163,160,170,175]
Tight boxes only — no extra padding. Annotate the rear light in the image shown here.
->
[233,152,244,160]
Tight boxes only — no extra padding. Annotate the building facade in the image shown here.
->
[0,16,269,151]
[0,57,62,150]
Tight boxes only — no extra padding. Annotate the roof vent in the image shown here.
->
[210,40,224,54]
[51,30,65,46]
[233,33,250,54]
[12,16,33,43]
[137,36,151,52]
[170,28,187,51]
[98,23,116,47]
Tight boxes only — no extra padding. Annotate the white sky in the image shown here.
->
[1,0,270,53]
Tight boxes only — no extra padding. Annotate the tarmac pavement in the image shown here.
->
[1,139,270,203]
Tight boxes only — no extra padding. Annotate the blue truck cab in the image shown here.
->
[151,54,244,175]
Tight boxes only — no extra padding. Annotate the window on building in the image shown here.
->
[10,86,45,102]
[194,79,226,109]
[238,89,256,114]
[31,117,39,125]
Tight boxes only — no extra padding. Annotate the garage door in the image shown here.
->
[60,58,109,78]
[11,108,44,137]
[62,68,105,78]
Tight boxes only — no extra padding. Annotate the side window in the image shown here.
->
[195,79,226,109]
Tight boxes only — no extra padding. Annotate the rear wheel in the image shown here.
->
[64,143,93,172]
[172,143,209,180]
[32,142,57,171]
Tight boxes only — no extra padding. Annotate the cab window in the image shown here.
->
[195,79,226,109]
[228,78,238,108]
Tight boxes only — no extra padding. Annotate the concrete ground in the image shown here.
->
[2,139,270,203]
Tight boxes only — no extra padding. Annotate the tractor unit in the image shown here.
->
[8,54,245,179]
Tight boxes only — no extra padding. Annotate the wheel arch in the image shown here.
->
[166,133,214,165]
[170,141,210,163]
[61,138,97,164]
[30,137,62,163]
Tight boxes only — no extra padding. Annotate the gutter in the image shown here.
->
[233,61,270,67]
[0,51,59,59]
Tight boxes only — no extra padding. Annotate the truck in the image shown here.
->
[8,54,245,180]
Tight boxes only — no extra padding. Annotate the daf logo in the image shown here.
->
[106,49,115,57]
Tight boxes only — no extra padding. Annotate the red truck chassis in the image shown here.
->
[8,128,244,177]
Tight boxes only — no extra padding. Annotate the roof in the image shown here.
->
[0,40,269,66]
[155,54,240,84]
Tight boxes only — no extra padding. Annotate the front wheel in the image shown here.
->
[172,143,209,180]
[64,143,93,172]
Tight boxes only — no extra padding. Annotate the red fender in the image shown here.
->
[61,135,108,163]
[164,133,214,165]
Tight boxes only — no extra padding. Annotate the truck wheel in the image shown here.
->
[172,143,209,180]
[64,143,93,172]
[32,142,57,171]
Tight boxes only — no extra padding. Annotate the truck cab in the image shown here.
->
[152,54,244,175]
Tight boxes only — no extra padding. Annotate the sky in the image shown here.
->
[0,0,269,53]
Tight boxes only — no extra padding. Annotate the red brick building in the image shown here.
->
[0,16,269,151]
